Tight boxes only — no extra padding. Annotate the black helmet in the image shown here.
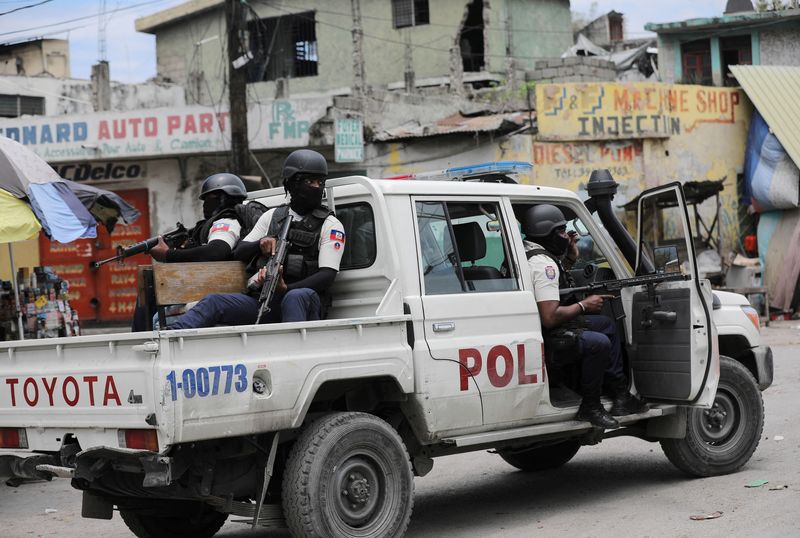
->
[282,149,328,187]
[522,204,567,238]
[199,173,247,200]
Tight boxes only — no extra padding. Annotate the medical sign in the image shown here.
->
[335,118,364,163]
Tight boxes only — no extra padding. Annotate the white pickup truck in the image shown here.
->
[0,164,772,538]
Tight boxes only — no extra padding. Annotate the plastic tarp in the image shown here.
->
[28,182,97,243]
[759,208,800,311]
[743,109,800,212]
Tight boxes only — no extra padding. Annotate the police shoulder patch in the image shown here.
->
[544,265,556,280]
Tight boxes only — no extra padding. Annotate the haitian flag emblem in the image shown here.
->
[330,229,345,242]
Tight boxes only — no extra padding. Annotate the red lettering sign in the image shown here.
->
[458,344,539,391]
[3,375,125,407]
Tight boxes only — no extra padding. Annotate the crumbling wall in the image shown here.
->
[526,57,616,83]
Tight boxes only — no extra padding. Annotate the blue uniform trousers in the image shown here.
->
[168,288,321,330]
[577,314,624,400]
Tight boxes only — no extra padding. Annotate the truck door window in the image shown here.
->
[637,190,689,275]
[416,201,518,295]
[336,202,376,270]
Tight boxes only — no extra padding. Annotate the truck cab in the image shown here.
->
[0,163,768,538]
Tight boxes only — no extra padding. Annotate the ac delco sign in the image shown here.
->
[53,162,146,182]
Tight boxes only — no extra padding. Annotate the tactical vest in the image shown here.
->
[186,202,267,249]
[265,204,332,284]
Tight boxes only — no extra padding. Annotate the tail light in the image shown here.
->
[0,428,28,449]
[119,429,159,451]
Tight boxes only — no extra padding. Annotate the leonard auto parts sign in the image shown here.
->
[0,98,330,163]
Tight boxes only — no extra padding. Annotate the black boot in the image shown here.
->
[577,400,620,429]
[610,391,648,416]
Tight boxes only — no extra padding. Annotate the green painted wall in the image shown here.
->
[508,0,572,71]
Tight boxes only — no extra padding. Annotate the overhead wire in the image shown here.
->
[0,0,174,38]
[0,0,52,17]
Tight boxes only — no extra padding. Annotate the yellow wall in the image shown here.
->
[533,81,751,253]
[0,238,41,282]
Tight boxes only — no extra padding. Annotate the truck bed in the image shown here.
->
[0,315,412,453]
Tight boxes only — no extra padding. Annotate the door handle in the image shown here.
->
[651,310,677,322]
[432,322,456,333]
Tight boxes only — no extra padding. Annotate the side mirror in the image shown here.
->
[653,245,680,273]
[486,220,501,232]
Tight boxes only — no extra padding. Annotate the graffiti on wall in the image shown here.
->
[537,82,744,141]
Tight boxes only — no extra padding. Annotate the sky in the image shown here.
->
[0,0,734,84]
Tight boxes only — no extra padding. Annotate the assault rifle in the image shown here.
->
[560,272,689,320]
[255,216,293,324]
[90,223,188,269]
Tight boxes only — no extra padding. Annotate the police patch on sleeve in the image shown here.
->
[210,222,230,233]
[330,229,345,243]
[545,266,556,280]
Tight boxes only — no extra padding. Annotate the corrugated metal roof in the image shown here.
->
[373,112,526,141]
[731,65,800,168]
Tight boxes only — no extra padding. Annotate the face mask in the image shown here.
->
[290,182,323,213]
[541,231,570,256]
[202,196,221,219]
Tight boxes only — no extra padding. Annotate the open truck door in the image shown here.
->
[624,182,719,407]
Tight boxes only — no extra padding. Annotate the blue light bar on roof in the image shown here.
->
[383,161,532,181]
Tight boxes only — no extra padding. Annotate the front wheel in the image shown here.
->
[282,412,414,537]
[661,356,764,477]
[119,500,227,538]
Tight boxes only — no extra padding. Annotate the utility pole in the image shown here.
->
[505,8,516,91]
[226,0,250,176]
[404,30,414,93]
[350,0,366,104]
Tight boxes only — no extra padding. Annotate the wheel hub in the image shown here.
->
[333,456,382,527]
[697,390,739,444]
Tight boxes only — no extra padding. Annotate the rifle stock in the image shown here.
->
[255,216,293,324]
[90,222,188,269]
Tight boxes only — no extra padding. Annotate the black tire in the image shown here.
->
[498,439,581,472]
[661,356,764,477]
[282,412,414,538]
[119,501,227,538]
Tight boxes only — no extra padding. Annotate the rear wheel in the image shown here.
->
[282,412,414,538]
[119,500,227,538]
[498,439,581,472]
[661,356,764,477]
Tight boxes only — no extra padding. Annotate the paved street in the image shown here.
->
[2,324,798,538]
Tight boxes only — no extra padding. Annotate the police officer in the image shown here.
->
[522,204,646,429]
[148,173,249,263]
[131,173,250,331]
[167,149,345,329]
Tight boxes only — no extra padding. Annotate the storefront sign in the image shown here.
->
[536,82,744,141]
[0,98,331,163]
[53,162,147,182]
[532,141,643,183]
[335,118,364,163]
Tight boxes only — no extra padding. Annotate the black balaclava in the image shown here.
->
[202,193,236,219]
[289,178,323,214]
[539,229,570,257]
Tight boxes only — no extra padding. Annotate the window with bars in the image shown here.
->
[247,11,318,83]
[0,94,44,118]
[392,0,430,29]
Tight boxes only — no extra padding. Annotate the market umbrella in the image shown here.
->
[62,179,140,233]
[0,190,43,340]
[0,136,96,243]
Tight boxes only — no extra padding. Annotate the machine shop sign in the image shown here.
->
[0,98,330,163]
[53,162,147,182]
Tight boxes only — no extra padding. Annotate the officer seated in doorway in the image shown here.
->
[166,149,345,329]
[522,204,647,429]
